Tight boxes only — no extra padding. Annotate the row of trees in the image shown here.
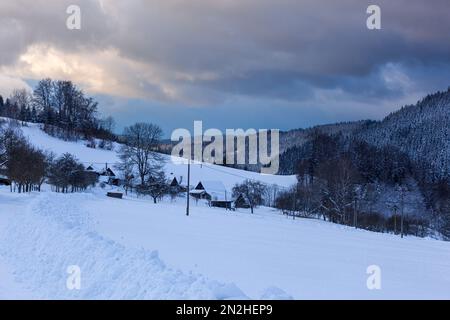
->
[0,122,47,192]
[0,120,97,193]
[0,79,116,141]
[0,118,176,201]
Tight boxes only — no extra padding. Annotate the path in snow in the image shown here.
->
[0,190,249,299]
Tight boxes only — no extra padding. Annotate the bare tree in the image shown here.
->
[48,153,97,193]
[137,170,169,204]
[100,116,116,133]
[118,122,164,186]
[232,179,266,214]
[6,138,47,193]
[317,156,359,224]
[115,157,135,195]
[0,120,23,167]
[10,89,31,121]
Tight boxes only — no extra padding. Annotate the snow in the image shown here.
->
[0,190,247,299]
[87,194,450,299]
[1,122,450,299]
[0,192,35,299]
[192,181,229,201]
[1,186,450,299]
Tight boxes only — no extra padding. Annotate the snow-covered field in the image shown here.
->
[1,122,450,299]
[1,187,450,299]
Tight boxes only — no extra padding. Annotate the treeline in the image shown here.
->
[276,132,450,240]
[0,79,116,142]
[0,120,97,193]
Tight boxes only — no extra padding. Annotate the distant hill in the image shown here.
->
[279,88,450,178]
[279,120,373,154]
[355,89,450,179]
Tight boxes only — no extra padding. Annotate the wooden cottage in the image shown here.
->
[86,164,117,185]
[190,181,233,209]
[0,174,11,186]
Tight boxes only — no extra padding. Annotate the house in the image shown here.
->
[0,174,11,186]
[86,164,116,177]
[0,164,10,186]
[170,177,180,187]
[86,164,117,185]
[103,167,116,177]
[190,181,233,209]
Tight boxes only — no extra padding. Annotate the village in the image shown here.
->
[78,162,254,211]
[0,117,296,217]
[1,88,450,300]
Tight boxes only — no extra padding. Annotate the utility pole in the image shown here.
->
[393,206,398,235]
[400,187,404,238]
[186,158,190,216]
[292,186,297,220]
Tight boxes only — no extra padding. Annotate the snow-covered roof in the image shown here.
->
[86,164,103,172]
[195,181,231,202]
[99,176,110,183]
[86,164,116,177]
[189,189,206,194]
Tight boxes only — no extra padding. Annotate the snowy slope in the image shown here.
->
[17,122,296,191]
[1,187,450,299]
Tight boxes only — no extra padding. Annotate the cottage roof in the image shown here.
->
[195,181,230,201]
[86,164,116,177]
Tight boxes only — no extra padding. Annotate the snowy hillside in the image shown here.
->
[278,89,450,178]
[17,121,296,191]
[357,89,450,179]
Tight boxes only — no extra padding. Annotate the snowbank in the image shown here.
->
[0,192,247,299]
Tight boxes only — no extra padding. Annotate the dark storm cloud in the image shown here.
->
[98,0,450,102]
[1,0,450,114]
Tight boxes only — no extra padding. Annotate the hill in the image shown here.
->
[14,120,296,192]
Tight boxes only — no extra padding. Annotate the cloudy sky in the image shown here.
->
[1,0,449,135]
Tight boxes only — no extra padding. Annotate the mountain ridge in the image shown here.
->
[279,88,450,178]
